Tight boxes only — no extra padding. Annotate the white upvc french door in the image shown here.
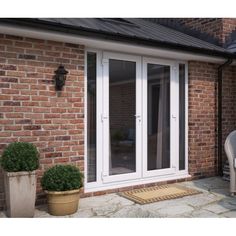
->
[142,57,179,178]
[101,52,142,183]
[87,50,181,188]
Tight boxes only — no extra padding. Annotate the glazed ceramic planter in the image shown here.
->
[45,189,80,216]
[4,171,36,217]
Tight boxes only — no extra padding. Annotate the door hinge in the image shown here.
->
[101,114,108,122]
[101,58,109,66]
[101,172,108,180]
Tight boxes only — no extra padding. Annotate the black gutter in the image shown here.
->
[217,59,233,176]
[0,18,236,59]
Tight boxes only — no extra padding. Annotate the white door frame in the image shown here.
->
[101,51,142,183]
[142,57,179,178]
[85,49,188,192]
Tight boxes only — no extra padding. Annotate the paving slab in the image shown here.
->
[79,193,133,210]
[110,205,152,218]
[202,203,232,214]
[0,211,6,218]
[190,209,221,218]
[69,209,94,218]
[93,204,120,216]
[222,210,236,217]
[156,204,194,217]
[179,193,222,207]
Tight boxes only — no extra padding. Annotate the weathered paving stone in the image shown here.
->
[178,193,222,207]
[202,203,231,214]
[222,210,236,217]
[110,205,152,218]
[69,209,94,218]
[0,211,6,218]
[156,204,194,217]
[220,196,236,205]
[93,204,120,216]
[34,209,50,218]
[181,177,229,193]
[79,194,116,209]
[107,195,135,206]
[191,209,221,218]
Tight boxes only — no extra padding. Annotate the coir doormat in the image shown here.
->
[120,184,201,204]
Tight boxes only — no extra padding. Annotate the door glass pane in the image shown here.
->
[179,64,185,170]
[147,64,170,170]
[87,52,96,182]
[109,59,136,175]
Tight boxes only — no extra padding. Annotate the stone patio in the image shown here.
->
[1,177,236,218]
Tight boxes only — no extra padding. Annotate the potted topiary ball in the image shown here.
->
[41,165,83,216]
[0,142,39,217]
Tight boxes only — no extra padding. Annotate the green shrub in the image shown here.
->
[0,142,39,172]
[41,165,83,191]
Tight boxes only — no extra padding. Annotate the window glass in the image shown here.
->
[179,64,186,170]
[87,52,97,182]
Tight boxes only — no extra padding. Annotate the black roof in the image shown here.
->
[0,18,235,58]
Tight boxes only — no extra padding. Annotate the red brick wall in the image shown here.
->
[177,18,223,44]
[188,61,218,178]
[176,18,236,45]
[0,34,85,209]
[222,66,236,161]
[188,61,236,178]
[1,32,236,210]
[222,18,236,44]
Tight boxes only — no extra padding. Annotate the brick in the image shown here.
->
[33,107,50,113]
[22,101,39,107]
[3,101,20,106]
[0,83,9,88]
[23,125,41,130]
[45,152,62,158]
[0,64,17,70]
[40,159,53,164]
[2,89,19,95]
[35,119,51,124]
[15,41,32,48]
[54,158,70,163]
[41,147,54,152]
[13,131,32,137]
[4,126,22,131]
[0,107,13,112]
[56,136,71,140]
[1,77,18,83]
[15,119,32,124]
[5,113,23,118]
[32,131,50,136]
[12,95,30,101]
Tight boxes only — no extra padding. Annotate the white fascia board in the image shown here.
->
[0,24,232,64]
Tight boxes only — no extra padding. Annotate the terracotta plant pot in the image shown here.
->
[4,171,36,217]
[45,189,80,216]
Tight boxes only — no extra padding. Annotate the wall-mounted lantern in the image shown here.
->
[54,65,68,91]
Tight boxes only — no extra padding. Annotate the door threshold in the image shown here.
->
[85,173,191,193]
